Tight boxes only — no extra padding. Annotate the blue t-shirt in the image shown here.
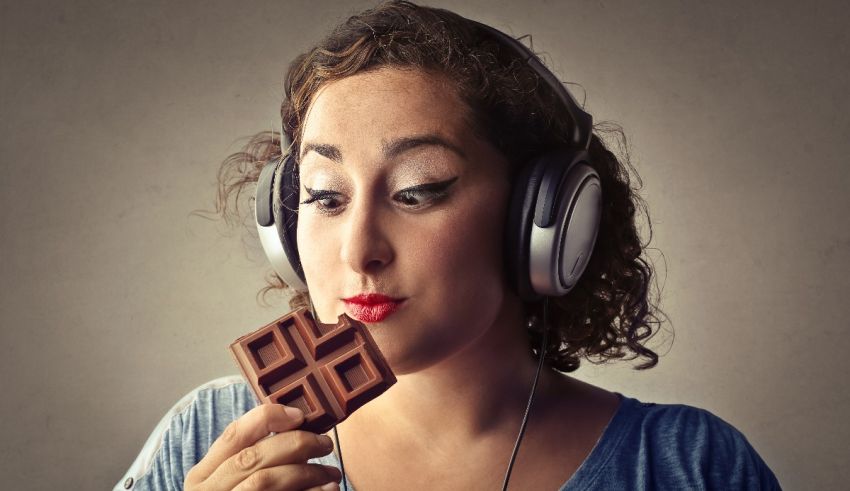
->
[115,375,781,490]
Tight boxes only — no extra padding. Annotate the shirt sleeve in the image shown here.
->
[113,376,257,491]
[640,403,782,490]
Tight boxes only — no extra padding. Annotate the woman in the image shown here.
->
[117,1,780,490]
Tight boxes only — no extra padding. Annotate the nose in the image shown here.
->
[339,196,394,276]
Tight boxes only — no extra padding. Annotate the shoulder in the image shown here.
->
[114,375,258,491]
[630,397,751,450]
[575,395,782,490]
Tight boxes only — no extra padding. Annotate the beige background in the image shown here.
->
[1,0,847,488]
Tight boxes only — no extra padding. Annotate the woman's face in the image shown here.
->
[296,67,516,374]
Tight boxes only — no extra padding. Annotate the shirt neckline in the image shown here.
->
[558,392,641,490]
[323,392,640,491]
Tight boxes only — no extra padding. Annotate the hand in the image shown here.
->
[184,404,342,490]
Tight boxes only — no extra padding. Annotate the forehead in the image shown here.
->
[300,68,473,155]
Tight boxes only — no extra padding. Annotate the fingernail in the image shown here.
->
[323,464,342,480]
[316,434,334,451]
[283,405,303,420]
[320,483,340,491]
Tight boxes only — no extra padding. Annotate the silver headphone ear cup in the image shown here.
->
[558,166,601,292]
[254,155,308,292]
[257,216,307,291]
[505,159,548,302]
[528,157,601,296]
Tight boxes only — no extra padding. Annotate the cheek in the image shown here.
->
[401,190,510,342]
[387,200,508,371]
[296,216,319,276]
[445,188,512,300]
[423,189,509,283]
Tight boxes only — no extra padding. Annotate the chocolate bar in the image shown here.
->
[229,308,396,434]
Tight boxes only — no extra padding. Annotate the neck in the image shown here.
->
[341,297,557,449]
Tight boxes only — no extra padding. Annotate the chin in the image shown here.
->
[375,324,479,376]
[366,327,413,372]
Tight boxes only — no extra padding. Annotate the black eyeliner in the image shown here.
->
[404,176,459,193]
[393,176,459,207]
[300,187,338,205]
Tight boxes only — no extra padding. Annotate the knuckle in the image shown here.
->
[257,404,279,432]
[290,430,315,450]
[258,403,277,420]
[235,446,260,471]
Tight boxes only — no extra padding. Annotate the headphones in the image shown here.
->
[255,20,602,303]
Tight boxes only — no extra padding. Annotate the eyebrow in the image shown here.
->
[299,134,467,163]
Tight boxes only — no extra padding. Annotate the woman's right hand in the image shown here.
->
[184,404,342,491]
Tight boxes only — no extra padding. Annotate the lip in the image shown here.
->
[342,294,406,323]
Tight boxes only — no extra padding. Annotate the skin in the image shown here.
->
[297,66,519,378]
[296,67,621,490]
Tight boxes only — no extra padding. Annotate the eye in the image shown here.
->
[393,177,459,208]
[300,188,344,214]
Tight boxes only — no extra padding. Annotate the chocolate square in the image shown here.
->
[230,308,396,434]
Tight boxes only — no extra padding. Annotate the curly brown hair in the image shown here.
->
[207,0,670,372]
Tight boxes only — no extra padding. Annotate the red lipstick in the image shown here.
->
[342,293,405,323]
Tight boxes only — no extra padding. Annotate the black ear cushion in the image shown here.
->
[276,153,305,283]
[504,158,548,302]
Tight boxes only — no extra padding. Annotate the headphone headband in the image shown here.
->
[257,17,601,300]
[469,20,593,150]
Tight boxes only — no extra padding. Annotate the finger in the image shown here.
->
[186,404,304,485]
[255,430,336,466]
[304,483,341,491]
[205,431,335,490]
[230,463,342,491]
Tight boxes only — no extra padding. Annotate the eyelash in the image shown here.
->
[300,177,459,215]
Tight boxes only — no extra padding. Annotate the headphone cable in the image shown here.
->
[333,424,348,491]
[501,296,550,491]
